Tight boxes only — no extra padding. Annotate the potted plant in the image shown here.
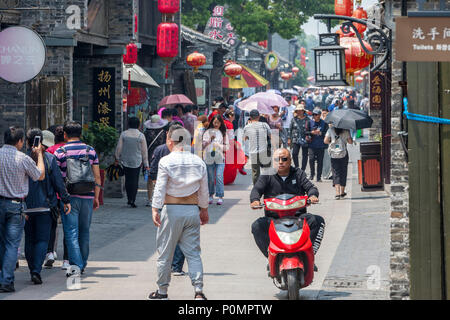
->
[82,122,119,205]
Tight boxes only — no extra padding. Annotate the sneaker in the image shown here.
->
[217,198,223,205]
[0,283,15,293]
[309,175,314,181]
[340,192,347,198]
[53,251,58,260]
[61,260,70,270]
[194,292,207,300]
[66,267,81,278]
[44,252,55,268]
[208,196,214,204]
[148,290,169,300]
[146,200,152,207]
[172,270,186,276]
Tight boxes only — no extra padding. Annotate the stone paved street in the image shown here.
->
[2,138,390,300]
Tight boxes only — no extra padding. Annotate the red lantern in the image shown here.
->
[158,0,180,14]
[186,51,206,73]
[340,36,373,74]
[352,6,368,34]
[300,47,306,55]
[281,72,292,81]
[258,40,268,48]
[157,22,179,59]
[123,42,138,65]
[224,62,243,78]
[292,66,299,74]
[335,0,354,17]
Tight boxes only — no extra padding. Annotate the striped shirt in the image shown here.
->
[0,145,42,199]
[54,141,99,199]
[243,121,271,155]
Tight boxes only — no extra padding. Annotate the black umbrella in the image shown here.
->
[324,108,373,130]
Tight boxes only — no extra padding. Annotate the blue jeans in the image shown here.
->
[0,199,25,285]
[171,244,185,272]
[61,197,93,270]
[207,163,225,198]
[24,211,52,275]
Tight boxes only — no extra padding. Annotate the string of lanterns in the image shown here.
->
[156,0,180,79]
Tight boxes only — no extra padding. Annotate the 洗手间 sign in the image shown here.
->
[395,17,450,61]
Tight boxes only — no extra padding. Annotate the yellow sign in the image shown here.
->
[265,52,279,71]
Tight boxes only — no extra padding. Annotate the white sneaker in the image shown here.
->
[53,251,58,260]
[209,196,214,204]
[217,198,223,205]
[61,260,70,270]
[44,252,55,268]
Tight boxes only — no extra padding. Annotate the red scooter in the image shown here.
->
[254,194,314,300]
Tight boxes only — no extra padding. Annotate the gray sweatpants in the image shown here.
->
[156,205,203,294]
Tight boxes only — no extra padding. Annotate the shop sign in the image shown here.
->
[265,52,279,71]
[204,5,237,47]
[370,71,386,111]
[93,68,116,128]
[194,79,206,106]
[395,17,450,61]
[0,26,46,83]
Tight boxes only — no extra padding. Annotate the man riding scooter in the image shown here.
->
[250,148,325,267]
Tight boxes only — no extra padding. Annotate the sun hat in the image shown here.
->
[144,114,169,129]
[295,104,306,112]
[41,130,55,148]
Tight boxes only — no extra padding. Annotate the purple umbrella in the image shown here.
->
[158,94,194,108]
[238,92,289,114]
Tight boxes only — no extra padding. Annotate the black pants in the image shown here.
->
[331,154,349,187]
[124,166,141,205]
[251,214,325,258]
[292,144,308,171]
[250,152,272,185]
[24,212,52,275]
[308,148,325,180]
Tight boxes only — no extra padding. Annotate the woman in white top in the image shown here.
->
[324,126,353,200]
[202,114,229,205]
[115,117,149,208]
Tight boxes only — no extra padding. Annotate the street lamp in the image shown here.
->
[312,33,348,86]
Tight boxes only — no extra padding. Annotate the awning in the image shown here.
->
[123,63,160,88]
[222,64,269,89]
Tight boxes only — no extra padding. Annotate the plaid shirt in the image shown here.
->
[0,145,42,199]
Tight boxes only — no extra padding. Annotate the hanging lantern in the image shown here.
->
[258,40,268,48]
[224,62,243,78]
[340,36,373,74]
[352,6,368,34]
[186,51,206,73]
[335,0,354,17]
[158,0,180,15]
[123,42,138,66]
[292,66,300,75]
[157,22,179,78]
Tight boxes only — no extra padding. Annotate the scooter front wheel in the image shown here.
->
[286,269,301,300]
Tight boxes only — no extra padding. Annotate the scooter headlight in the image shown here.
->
[276,229,303,245]
[266,198,306,211]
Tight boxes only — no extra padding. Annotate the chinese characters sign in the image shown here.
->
[93,68,115,128]
[204,5,237,47]
[0,26,46,83]
[370,71,386,111]
[395,17,450,61]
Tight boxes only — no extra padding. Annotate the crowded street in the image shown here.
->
[2,137,390,300]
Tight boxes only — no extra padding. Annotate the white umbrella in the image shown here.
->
[123,63,160,88]
[282,89,298,95]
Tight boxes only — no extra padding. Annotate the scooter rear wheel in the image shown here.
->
[286,269,300,300]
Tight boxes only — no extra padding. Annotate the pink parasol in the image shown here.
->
[238,92,289,115]
[158,94,194,108]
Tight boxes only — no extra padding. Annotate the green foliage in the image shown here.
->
[181,0,335,40]
[82,122,119,167]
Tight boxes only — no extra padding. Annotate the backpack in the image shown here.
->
[328,128,347,159]
[61,145,95,195]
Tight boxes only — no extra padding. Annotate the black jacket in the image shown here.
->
[250,166,319,218]
[149,144,170,180]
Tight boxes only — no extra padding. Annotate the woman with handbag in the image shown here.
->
[288,103,309,171]
[24,129,71,285]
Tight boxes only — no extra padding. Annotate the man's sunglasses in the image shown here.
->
[274,157,289,162]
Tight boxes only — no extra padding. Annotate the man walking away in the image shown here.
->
[149,125,209,300]
[307,108,329,182]
[54,121,101,277]
[243,110,273,185]
[0,127,45,293]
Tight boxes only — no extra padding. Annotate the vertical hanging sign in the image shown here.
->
[93,67,116,127]
[370,71,386,111]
